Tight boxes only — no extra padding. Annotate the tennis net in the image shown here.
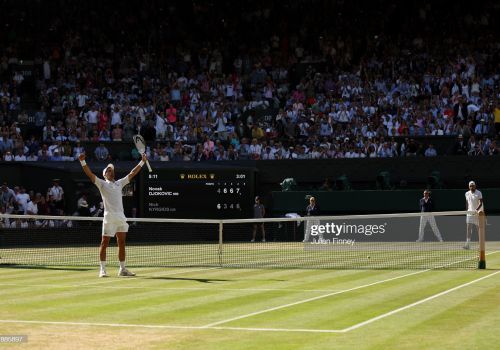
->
[0,211,491,269]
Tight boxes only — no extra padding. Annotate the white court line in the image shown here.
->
[0,319,343,333]
[342,270,500,332]
[0,282,340,293]
[202,269,429,328]
[210,326,343,333]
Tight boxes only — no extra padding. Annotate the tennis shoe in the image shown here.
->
[118,268,136,277]
[99,270,108,278]
[261,239,266,242]
[251,239,255,242]
[463,244,470,250]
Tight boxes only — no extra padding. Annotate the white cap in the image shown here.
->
[469,181,476,187]
[103,164,114,177]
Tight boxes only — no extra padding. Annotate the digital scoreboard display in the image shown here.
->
[140,168,256,219]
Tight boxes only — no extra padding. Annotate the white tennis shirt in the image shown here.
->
[465,190,484,213]
[94,176,129,223]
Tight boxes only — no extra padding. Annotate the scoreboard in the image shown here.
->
[140,168,255,219]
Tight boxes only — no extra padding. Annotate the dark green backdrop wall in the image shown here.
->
[1,156,499,216]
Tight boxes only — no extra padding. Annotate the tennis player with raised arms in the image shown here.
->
[79,152,148,277]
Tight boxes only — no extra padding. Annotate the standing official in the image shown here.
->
[251,196,266,242]
[303,196,322,242]
[417,190,443,242]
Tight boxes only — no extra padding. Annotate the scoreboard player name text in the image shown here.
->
[148,187,179,196]
[148,202,176,212]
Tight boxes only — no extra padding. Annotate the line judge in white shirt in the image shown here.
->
[79,152,148,277]
[464,181,484,250]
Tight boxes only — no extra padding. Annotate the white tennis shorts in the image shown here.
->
[466,214,479,226]
[102,221,128,237]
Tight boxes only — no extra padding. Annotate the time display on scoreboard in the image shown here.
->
[140,168,255,219]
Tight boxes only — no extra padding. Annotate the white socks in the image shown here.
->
[101,261,127,270]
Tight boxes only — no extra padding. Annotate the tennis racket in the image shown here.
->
[132,134,153,172]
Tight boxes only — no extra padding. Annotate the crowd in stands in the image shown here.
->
[0,179,104,226]
[0,180,63,227]
[0,0,499,162]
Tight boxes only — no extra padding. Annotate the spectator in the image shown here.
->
[469,143,484,156]
[249,138,262,160]
[42,120,56,142]
[10,217,28,229]
[159,149,170,161]
[213,113,228,140]
[424,144,438,157]
[474,118,489,135]
[111,124,124,141]
[26,152,38,161]
[76,194,91,217]
[123,115,136,141]
[378,142,395,158]
[110,107,122,127]
[48,179,64,213]
[37,194,50,215]
[485,141,498,156]
[15,186,30,214]
[25,192,39,215]
[34,106,47,133]
[38,148,50,161]
[50,150,63,161]
[61,141,73,160]
[73,141,85,158]
[14,149,27,161]
[1,183,15,211]
[99,129,111,142]
[86,106,99,128]
[166,104,177,123]
[405,139,418,157]
[453,134,468,155]
[3,150,14,161]
[261,146,275,160]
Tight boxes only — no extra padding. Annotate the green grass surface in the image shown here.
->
[0,248,499,349]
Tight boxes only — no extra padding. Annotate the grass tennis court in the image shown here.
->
[1,247,500,349]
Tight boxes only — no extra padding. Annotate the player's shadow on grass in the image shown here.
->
[144,276,231,283]
[0,265,93,271]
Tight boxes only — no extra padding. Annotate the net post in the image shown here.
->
[218,221,223,267]
[478,212,486,269]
